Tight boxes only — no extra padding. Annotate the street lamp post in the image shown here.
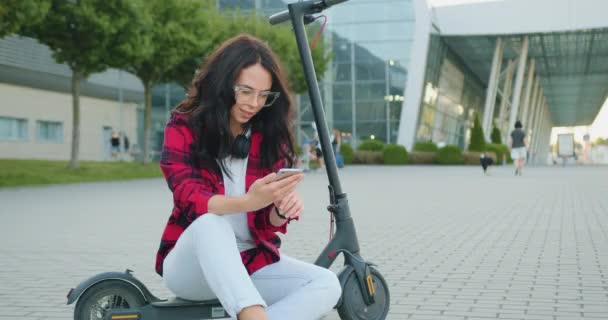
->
[385,59,395,144]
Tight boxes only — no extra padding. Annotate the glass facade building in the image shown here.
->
[146,0,416,153]
[416,30,486,149]
[300,0,413,146]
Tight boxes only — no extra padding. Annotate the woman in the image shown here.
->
[509,120,528,176]
[155,34,341,320]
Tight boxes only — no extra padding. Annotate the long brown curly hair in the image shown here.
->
[174,34,296,177]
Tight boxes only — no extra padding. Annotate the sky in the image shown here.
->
[550,99,608,144]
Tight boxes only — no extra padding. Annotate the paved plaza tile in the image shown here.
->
[0,165,607,319]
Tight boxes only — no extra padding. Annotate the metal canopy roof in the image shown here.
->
[443,28,608,126]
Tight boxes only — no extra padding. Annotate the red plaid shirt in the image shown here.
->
[155,113,292,276]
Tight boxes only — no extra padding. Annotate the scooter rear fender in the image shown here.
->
[66,270,157,305]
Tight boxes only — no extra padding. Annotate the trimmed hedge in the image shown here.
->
[435,145,464,165]
[413,141,438,152]
[357,139,385,151]
[486,143,512,164]
[383,144,408,165]
[408,151,436,164]
[340,143,354,164]
[353,151,383,164]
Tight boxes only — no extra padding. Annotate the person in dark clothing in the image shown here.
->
[121,132,130,152]
[110,131,120,160]
[509,120,529,176]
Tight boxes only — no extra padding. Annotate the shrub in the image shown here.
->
[353,151,383,164]
[382,144,408,165]
[468,113,486,152]
[435,145,464,165]
[486,143,512,164]
[357,139,385,152]
[413,141,438,152]
[408,151,436,164]
[491,122,502,144]
[340,143,354,164]
[463,151,497,165]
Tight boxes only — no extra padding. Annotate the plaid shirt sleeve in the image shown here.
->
[160,117,216,222]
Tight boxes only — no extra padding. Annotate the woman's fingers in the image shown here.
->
[279,193,297,213]
[279,193,303,218]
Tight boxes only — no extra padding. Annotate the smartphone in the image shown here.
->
[274,168,304,181]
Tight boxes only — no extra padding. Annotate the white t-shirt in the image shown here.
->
[221,156,255,252]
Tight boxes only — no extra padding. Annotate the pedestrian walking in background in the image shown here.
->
[509,120,528,176]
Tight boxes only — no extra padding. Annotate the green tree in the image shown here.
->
[27,0,145,169]
[0,0,50,38]
[161,1,225,89]
[126,0,214,164]
[166,10,330,94]
[595,137,608,145]
[491,121,502,144]
[468,112,486,151]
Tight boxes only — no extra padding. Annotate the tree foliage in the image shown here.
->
[165,9,331,94]
[125,0,215,164]
[26,0,145,169]
[595,137,608,145]
[490,121,502,144]
[468,112,486,151]
[0,0,50,38]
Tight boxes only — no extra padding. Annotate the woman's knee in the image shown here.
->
[317,269,342,306]
[189,213,231,238]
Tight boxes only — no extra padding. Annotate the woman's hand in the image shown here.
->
[274,191,303,220]
[244,172,303,212]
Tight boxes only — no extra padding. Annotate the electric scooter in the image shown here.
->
[66,1,390,319]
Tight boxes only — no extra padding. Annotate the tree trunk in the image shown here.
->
[143,81,152,165]
[69,69,82,170]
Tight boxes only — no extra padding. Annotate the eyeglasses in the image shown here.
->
[234,85,280,108]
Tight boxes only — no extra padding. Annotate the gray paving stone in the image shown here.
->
[1,166,608,320]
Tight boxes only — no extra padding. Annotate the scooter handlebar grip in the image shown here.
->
[269,10,290,25]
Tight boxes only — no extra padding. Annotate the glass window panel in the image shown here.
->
[0,117,28,140]
[333,83,352,102]
[331,1,414,24]
[356,62,386,81]
[334,62,351,81]
[36,121,63,143]
[356,83,386,101]
[331,21,413,44]
[333,102,353,123]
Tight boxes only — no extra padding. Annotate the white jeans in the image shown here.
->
[162,213,342,319]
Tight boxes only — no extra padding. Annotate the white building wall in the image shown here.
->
[433,0,608,36]
[397,0,432,150]
[0,83,138,161]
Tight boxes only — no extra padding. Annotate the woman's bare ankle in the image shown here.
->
[238,305,268,320]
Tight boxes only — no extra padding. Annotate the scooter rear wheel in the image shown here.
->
[74,280,146,320]
[337,267,390,320]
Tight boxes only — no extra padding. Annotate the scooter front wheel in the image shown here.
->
[74,280,146,320]
[338,267,390,320]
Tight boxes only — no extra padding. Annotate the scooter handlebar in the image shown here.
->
[269,10,290,25]
[268,0,349,25]
[323,0,349,7]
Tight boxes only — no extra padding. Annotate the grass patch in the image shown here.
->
[0,159,163,188]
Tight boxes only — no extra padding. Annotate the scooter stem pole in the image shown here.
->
[288,2,343,196]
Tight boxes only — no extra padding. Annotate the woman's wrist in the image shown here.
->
[274,207,289,220]
[270,207,288,226]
